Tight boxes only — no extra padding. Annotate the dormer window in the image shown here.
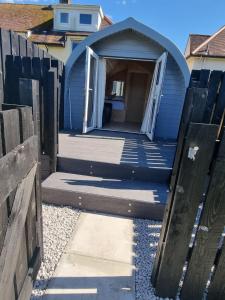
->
[60,12,69,24]
[80,14,92,25]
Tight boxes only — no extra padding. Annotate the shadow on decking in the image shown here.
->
[120,134,176,169]
[60,130,176,170]
[61,178,167,204]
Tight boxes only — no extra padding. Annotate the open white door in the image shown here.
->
[83,46,99,133]
[141,52,167,140]
[96,58,107,128]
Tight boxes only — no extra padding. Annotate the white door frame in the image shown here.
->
[141,52,168,140]
[96,58,107,128]
[83,46,99,133]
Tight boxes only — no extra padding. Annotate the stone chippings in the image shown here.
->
[31,204,80,299]
[134,218,176,300]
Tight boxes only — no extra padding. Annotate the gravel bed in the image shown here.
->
[31,204,80,299]
[134,218,175,300]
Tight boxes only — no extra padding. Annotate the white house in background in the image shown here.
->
[185,25,225,71]
[0,1,112,63]
[53,2,104,33]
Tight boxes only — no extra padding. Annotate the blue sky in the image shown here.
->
[2,0,225,52]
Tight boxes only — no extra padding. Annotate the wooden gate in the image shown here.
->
[0,105,42,300]
[152,69,225,299]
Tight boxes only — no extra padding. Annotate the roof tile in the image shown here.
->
[0,3,112,46]
[0,3,53,32]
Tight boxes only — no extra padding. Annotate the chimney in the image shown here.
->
[59,0,72,4]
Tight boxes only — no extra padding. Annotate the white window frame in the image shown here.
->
[80,13,93,25]
[60,12,69,24]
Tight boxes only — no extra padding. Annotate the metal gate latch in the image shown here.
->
[188,146,199,161]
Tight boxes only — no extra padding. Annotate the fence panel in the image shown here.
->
[3,52,64,178]
[0,30,65,169]
[152,69,225,299]
[152,87,209,284]
[180,131,225,300]
[0,106,42,300]
[154,123,218,298]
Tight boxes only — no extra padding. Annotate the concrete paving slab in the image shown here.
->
[69,213,134,264]
[44,212,136,300]
[44,253,135,300]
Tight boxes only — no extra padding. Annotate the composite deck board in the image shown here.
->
[43,172,168,203]
[54,130,173,219]
[42,172,168,220]
[59,130,176,170]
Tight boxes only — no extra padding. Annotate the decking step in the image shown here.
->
[57,155,172,184]
[42,172,169,220]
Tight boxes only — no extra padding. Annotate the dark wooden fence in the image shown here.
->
[0,28,65,178]
[151,69,225,300]
[0,28,52,107]
[0,105,42,300]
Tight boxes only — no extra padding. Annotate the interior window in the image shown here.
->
[60,12,69,24]
[80,14,92,25]
[111,81,125,97]
[72,41,79,50]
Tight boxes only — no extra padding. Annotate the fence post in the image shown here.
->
[43,69,58,174]
[19,79,40,152]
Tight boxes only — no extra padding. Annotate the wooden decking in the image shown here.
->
[42,130,177,220]
[59,130,176,170]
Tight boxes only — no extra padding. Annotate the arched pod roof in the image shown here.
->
[66,17,190,86]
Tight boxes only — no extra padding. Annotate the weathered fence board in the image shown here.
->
[153,69,225,300]
[0,29,11,82]
[0,34,3,105]
[154,123,218,298]
[0,164,37,299]
[17,67,59,177]
[17,269,33,300]
[0,106,42,300]
[180,130,225,300]
[0,109,20,152]
[170,87,208,191]
[44,69,58,173]
[0,28,64,179]
[203,70,223,123]
[212,72,225,124]
[152,87,209,284]
[0,136,37,204]
[207,240,225,300]
[198,69,210,88]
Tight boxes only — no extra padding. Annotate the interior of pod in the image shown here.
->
[102,58,155,133]
[65,18,190,141]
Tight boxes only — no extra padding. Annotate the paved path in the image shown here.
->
[44,212,136,300]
